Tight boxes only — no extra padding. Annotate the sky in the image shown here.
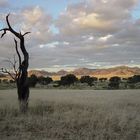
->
[0,0,140,71]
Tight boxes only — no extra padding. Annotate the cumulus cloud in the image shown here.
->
[23,6,44,24]
[21,6,53,45]
[56,0,138,35]
[73,13,113,30]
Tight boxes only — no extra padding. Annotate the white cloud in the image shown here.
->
[88,36,94,40]
[23,6,43,24]
[63,41,70,45]
[98,34,113,42]
[21,6,53,44]
[73,13,112,30]
[45,41,59,48]
[39,44,45,48]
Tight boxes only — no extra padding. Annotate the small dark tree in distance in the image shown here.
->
[38,76,53,85]
[0,14,30,113]
[60,74,78,86]
[9,79,15,83]
[127,77,134,84]
[108,76,121,89]
[28,74,38,87]
[128,75,140,83]
[2,79,8,84]
[127,75,140,89]
[99,78,107,82]
[80,76,97,86]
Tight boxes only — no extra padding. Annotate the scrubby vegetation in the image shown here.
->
[1,74,140,90]
[108,76,121,89]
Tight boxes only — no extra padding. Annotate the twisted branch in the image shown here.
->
[0,68,16,80]
[0,14,30,39]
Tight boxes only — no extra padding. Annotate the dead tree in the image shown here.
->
[0,14,30,113]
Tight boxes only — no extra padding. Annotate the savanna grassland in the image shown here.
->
[0,89,140,140]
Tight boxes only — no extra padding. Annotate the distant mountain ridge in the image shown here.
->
[28,66,140,79]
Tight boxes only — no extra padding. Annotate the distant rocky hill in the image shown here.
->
[90,66,140,76]
[28,66,140,79]
[28,70,54,77]
[71,68,94,75]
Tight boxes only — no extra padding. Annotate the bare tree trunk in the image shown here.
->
[0,14,30,113]
[16,58,29,113]
[17,81,29,113]
[17,37,29,113]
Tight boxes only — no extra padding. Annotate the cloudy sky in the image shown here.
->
[0,0,140,71]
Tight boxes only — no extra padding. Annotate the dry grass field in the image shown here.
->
[0,89,140,140]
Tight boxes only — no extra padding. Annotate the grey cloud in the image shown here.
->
[0,0,9,8]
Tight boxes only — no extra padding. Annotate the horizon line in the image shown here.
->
[28,65,140,72]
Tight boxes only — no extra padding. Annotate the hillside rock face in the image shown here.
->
[28,70,50,77]
[27,66,140,78]
[57,70,68,76]
[91,66,140,76]
[71,68,94,75]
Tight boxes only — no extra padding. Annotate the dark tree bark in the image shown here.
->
[0,14,30,113]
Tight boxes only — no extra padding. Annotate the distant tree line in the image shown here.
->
[1,74,140,89]
[28,75,53,87]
